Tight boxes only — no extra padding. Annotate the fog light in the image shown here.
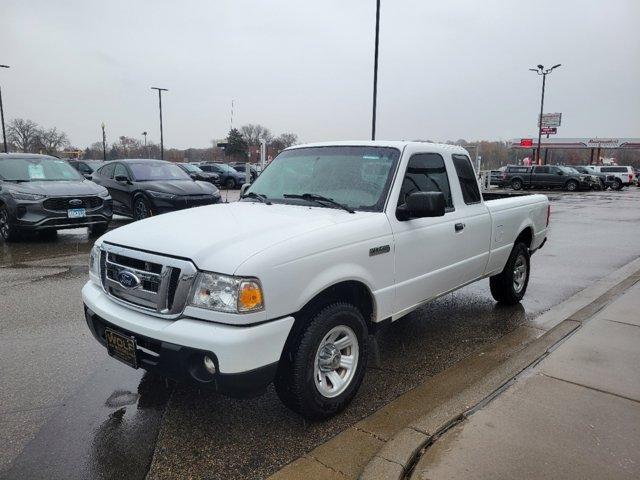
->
[203,355,216,374]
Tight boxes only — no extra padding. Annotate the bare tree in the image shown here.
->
[240,124,273,146]
[37,127,70,154]
[271,132,299,153]
[7,118,40,152]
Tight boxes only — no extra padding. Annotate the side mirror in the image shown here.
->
[115,175,129,183]
[240,183,251,196]
[189,173,198,179]
[397,191,446,220]
[83,174,93,180]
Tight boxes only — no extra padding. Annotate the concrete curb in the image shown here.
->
[359,261,640,480]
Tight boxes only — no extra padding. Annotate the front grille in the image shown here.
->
[98,243,197,317]
[43,196,103,211]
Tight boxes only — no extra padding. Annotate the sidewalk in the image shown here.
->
[409,281,640,480]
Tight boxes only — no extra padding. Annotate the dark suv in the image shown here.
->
[67,159,105,179]
[198,162,246,189]
[91,159,220,220]
[0,153,112,241]
[500,165,592,191]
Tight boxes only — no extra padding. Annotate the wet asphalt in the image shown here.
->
[1,189,639,479]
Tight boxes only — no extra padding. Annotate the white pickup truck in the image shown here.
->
[82,141,549,419]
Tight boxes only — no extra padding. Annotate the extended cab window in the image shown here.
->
[399,153,453,210]
[452,154,481,204]
[533,166,548,174]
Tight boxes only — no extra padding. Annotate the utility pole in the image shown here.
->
[371,0,381,141]
[529,64,561,165]
[142,131,148,158]
[0,65,10,153]
[151,87,168,159]
[101,122,107,161]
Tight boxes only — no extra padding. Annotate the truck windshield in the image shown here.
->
[0,157,83,182]
[245,146,401,212]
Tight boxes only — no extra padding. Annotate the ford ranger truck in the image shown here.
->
[83,141,549,419]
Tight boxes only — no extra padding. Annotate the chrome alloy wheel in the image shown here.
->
[513,254,527,293]
[313,325,359,398]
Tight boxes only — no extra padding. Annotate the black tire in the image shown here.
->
[274,302,368,420]
[565,180,578,192]
[224,177,236,189]
[511,178,523,190]
[89,222,110,237]
[613,179,623,191]
[0,205,21,242]
[490,243,530,305]
[133,196,152,221]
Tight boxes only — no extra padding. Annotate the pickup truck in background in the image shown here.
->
[82,141,549,419]
[500,164,593,191]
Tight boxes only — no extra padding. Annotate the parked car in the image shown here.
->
[198,162,245,189]
[500,165,591,191]
[230,163,258,182]
[91,159,220,220]
[587,165,635,190]
[176,162,220,186]
[82,141,549,419]
[0,153,112,241]
[67,159,105,178]
[561,166,601,190]
[572,166,612,190]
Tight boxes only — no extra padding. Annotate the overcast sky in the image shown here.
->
[2,0,639,149]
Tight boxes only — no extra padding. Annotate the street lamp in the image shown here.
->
[0,65,10,153]
[142,131,148,158]
[529,63,561,165]
[151,87,168,159]
[371,0,381,141]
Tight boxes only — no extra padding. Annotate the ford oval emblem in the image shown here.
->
[69,198,83,207]
[117,270,140,289]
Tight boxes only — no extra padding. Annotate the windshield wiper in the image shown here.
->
[283,193,355,214]
[242,192,272,205]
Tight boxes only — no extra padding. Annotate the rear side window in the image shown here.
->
[508,166,529,173]
[452,154,481,204]
[533,166,549,174]
[98,163,115,178]
[601,166,627,173]
[399,153,453,210]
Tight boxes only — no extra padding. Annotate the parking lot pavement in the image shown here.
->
[1,189,639,479]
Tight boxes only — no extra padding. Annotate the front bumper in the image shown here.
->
[8,197,112,231]
[149,194,221,214]
[82,281,294,396]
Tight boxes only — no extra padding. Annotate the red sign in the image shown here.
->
[541,127,557,135]
[520,138,533,147]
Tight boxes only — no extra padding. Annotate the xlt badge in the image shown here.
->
[369,245,390,256]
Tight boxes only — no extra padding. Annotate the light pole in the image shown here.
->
[151,87,168,159]
[101,122,107,161]
[529,64,561,165]
[0,65,10,153]
[371,0,381,141]
[142,131,148,158]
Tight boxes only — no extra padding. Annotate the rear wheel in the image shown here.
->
[565,180,578,192]
[0,206,21,242]
[613,178,623,191]
[224,177,236,189]
[133,196,152,221]
[274,302,368,420]
[511,178,523,191]
[490,243,530,305]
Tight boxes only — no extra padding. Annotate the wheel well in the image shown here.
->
[515,227,533,249]
[298,281,375,331]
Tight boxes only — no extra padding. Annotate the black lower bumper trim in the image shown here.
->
[84,305,278,398]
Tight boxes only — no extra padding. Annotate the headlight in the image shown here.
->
[11,191,45,201]
[89,244,101,285]
[98,188,111,198]
[147,190,177,199]
[579,176,585,181]
[190,272,264,313]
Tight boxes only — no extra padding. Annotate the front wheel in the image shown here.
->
[565,180,578,192]
[0,206,21,242]
[133,196,152,221]
[224,178,236,189]
[490,243,530,305]
[274,303,368,420]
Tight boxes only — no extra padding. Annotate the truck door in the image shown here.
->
[388,149,471,316]
[531,165,550,188]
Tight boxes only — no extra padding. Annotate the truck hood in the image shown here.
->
[100,202,370,273]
